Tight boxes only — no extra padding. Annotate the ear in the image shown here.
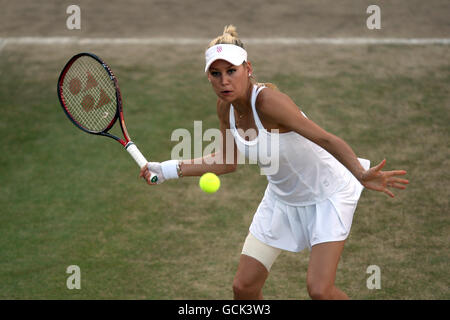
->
[245,61,253,76]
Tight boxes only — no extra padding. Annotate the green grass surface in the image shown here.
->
[0,44,448,299]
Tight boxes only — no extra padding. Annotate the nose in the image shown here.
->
[220,74,231,86]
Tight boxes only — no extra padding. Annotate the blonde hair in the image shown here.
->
[207,25,278,90]
[207,25,245,49]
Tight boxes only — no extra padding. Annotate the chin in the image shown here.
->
[221,96,234,102]
[217,94,234,102]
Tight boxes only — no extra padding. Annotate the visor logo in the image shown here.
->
[216,46,222,53]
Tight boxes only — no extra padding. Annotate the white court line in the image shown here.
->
[1,37,450,48]
[0,39,6,53]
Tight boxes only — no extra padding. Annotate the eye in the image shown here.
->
[210,71,220,77]
[227,68,236,75]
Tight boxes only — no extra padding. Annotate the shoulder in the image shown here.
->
[255,86,299,119]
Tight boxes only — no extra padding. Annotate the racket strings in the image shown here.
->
[61,56,117,132]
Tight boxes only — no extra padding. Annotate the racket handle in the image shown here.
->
[125,142,158,183]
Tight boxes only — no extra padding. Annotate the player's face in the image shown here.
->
[207,60,251,102]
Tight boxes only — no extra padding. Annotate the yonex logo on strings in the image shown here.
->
[68,73,111,112]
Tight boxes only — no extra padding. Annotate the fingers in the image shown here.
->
[384,177,409,197]
[139,164,147,178]
[390,177,409,185]
[363,159,410,198]
[388,182,407,190]
[143,172,150,184]
[139,163,157,185]
[374,159,387,172]
[387,170,408,177]
[384,188,395,198]
[386,173,409,192]
[144,171,158,185]
[384,182,406,197]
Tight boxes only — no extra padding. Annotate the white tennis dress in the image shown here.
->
[229,85,370,252]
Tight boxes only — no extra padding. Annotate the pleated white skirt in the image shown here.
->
[249,160,369,252]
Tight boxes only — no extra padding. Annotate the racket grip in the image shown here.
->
[125,142,158,183]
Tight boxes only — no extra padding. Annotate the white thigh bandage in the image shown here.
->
[241,233,282,272]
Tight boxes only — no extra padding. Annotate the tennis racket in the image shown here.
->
[57,52,158,183]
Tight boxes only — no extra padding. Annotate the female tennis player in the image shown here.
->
[140,25,409,300]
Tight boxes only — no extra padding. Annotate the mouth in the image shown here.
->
[220,90,233,96]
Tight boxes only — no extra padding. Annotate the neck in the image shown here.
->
[232,82,254,116]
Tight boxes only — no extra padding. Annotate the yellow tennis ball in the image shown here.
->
[199,172,220,194]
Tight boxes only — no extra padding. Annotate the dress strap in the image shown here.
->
[229,84,266,131]
[229,104,236,130]
[251,84,266,130]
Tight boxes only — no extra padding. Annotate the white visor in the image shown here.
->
[204,44,247,72]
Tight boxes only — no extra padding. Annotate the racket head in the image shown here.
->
[57,53,124,139]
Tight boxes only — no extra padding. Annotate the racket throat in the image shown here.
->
[124,141,135,149]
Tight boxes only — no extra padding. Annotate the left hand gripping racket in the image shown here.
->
[57,52,158,183]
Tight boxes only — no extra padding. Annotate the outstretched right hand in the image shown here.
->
[139,160,180,185]
[140,162,164,185]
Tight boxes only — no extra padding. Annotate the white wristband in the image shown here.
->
[161,160,180,180]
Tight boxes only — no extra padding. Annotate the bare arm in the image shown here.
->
[257,89,408,197]
[178,151,236,177]
[169,100,237,177]
[258,89,366,181]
